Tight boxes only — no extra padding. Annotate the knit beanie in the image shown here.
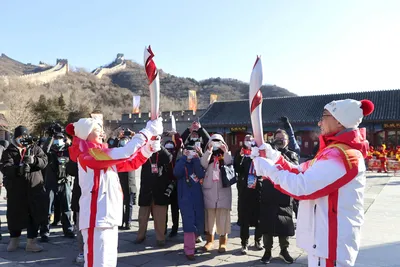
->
[67,118,102,140]
[324,99,374,128]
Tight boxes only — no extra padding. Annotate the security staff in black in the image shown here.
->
[40,133,75,241]
[117,135,137,230]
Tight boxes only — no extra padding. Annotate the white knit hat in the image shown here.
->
[73,118,103,140]
[324,99,374,129]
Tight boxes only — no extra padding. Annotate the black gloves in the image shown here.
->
[280,116,289,124]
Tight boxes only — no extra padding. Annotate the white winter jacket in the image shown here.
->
[254,129,369,266]
[69,134,151,230]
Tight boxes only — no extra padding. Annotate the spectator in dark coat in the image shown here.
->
[164,132,183,238]
[234,134,263,255]
[280,117,302,219]
[1,126,48,252]
[117,135,138,230]
[135,146,173,247]
[0,140,9,240]
[260,129,299,264]
[66,156,85,263]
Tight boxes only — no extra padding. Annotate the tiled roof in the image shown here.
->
[200,89,400,126]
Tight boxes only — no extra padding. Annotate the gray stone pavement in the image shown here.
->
[0,172,394,266]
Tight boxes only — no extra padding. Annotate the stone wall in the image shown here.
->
[1,60,68,85]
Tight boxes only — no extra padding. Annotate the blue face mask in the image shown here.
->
[53,139,64,147]
[119,138,129,147]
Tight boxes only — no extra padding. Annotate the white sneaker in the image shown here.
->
[76,253,85,263]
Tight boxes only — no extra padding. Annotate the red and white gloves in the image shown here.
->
[250,143,281,163]
[251,143,281,177]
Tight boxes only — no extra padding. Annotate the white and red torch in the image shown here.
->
[144,45,160,121]
[249,56,264,151]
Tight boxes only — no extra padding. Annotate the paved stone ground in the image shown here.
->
[0,172,393,267]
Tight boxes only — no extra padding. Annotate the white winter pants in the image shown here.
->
[308,255,350,267]
[82,226,118,267]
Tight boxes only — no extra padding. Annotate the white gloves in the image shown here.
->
[250,143,281,163]
[140,117,163,140]
[253,157,276,178]
[141,138,162,158]
[250,146,260,159]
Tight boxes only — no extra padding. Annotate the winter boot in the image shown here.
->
[261,249,272,264]
[25,238,43,252]
[218,235,228,253]
[279,248,294,264]
[203,233,214,251]
[7,237,20,252]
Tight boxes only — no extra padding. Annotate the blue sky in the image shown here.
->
[1,0,399,96]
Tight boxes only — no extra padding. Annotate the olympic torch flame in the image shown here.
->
[249,56,264,147]
[144,46,160,120]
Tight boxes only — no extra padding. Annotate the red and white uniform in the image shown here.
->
[69,134,152,267]
[254,129,369,267]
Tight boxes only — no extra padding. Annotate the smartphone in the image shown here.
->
[195,141,201,150]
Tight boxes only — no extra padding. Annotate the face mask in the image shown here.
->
[190,137,199,142]
[165,144,175,150]
[244,141,252,148]
[119,139,128,147]
[15,138,22,145]
[53,139,64,147]
[109,140,114,146]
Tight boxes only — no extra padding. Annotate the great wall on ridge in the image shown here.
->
[0,53,126,84]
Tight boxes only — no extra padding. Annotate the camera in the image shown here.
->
[164,183,175,197]
[20,136,37,147]
[46,123,63,136]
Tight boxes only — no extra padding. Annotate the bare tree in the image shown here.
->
[0,90,38,133]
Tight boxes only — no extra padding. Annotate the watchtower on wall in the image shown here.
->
[56,59,69,73]
[116,54,125,64]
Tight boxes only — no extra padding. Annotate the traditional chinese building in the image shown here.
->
[105,109,206,136]
[199,89,400,157]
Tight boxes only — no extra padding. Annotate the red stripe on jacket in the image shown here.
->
[87,169,101,267]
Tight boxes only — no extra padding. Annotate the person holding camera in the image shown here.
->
[135,140,173,247]
[163,132,183,238]
[201,134,233,253]
[181,121,210,152]
[173,145,205,261]
[1,126,48,252]
[234,134,263,255]
[40,132,75,242]
[117,131,138,230]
